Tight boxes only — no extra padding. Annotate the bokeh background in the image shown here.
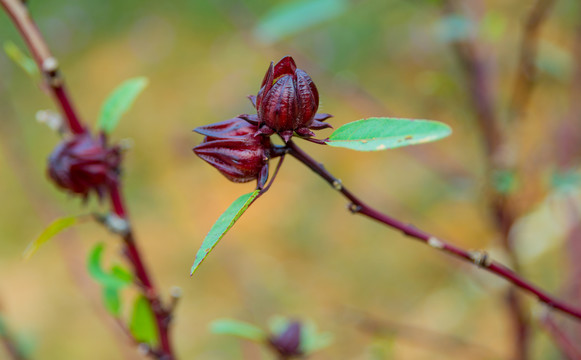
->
[1,0,581,359]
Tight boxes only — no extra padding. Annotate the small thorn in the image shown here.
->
[348,203,361,213]
[280,130,293,143]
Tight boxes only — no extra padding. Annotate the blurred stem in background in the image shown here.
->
[285,140,581,320]
[0,0,177,358]
[0,299,28,360]
[443,0,557,359]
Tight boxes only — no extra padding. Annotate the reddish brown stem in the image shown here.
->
[509,0,557,119]
[286,140,581,321]
[109,185,175,359]
[1,0,176,357]
[540,314,581,360]
[0,0,84,134]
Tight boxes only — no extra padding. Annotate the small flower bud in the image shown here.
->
[269,321,302,358]
[47,132,121,199]
[193,118,271,188]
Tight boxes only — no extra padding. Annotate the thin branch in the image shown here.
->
[286,140,581,321]
[1,0,176,357]
[109,185,175,359]
[346,308,505,360]
[539,313,581,360]
[0,0,84,134]
[0,303,28,360]
[509,0,557,120]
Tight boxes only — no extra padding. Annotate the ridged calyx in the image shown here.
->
[241,55,333,142]
[193,118,271,188]
[48,132,121,199]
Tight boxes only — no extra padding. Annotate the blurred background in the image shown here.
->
[1,0,581,358]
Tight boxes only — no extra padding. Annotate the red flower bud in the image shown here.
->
[48,132,121,199]
[269,321,303,358]
[193,118,271,188]
[251,56,332,142]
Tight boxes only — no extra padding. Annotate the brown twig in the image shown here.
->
[286,140,581,321]
[347,308,505,359]
[509,0,557,120]
[442,1,557,358]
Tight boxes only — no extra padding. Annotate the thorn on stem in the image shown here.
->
[137,343,151,355]
[469,250,491,267]
[168,286,182,314]
[42,57,58,73]
[99,213,130,236]
[348,203,362,213]
[427,237,445,249]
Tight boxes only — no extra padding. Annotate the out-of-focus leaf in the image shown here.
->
[111,264,134,283]
[480,11,507,41]
[97,77,148,133]
[536,41,573,81]
[326,117,452,151]
[210,319,266,342]
[300,320,333,354]
[492,169,517,194]
[254,0,348,44]
[129,295,158,346]
[87,243,133,289]
[551,169,581,191]
[23,216,79,259]
[437,14,474,43]
[191,190,260,275]
[3,41,38,77]
[102,287,121,317]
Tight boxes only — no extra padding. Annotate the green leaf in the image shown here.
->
[87,243,133,289]
[210,319,266,342]
[97,77,148,133]
[23,216,79,259]
[300,320,333,355]
[254,0,348,44]
[3,41,38,77]
[191,190,260,275]
[129,295,158,346]
[102,287,122,317]
[326,117,452,151]
[111,264,134,284]
[492,169,517,195]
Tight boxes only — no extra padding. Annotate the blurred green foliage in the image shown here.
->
[1,0,580,359]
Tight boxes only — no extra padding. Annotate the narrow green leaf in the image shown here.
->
[254,0,348,44]
[97,77,148,134]
[326,117,452,151]
[111,264,134,284]
[4,41,38,77]
[102,287,122,317]
[210,319,266,342]
[23,216,79,259]
[87,243,133,289]
[129,295,158,346]
[191,190,260,275]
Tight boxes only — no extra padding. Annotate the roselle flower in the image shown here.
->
[269,321,303,358]
[241,56,333,143]
[48,132,121,199]
[193,118,271,188]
